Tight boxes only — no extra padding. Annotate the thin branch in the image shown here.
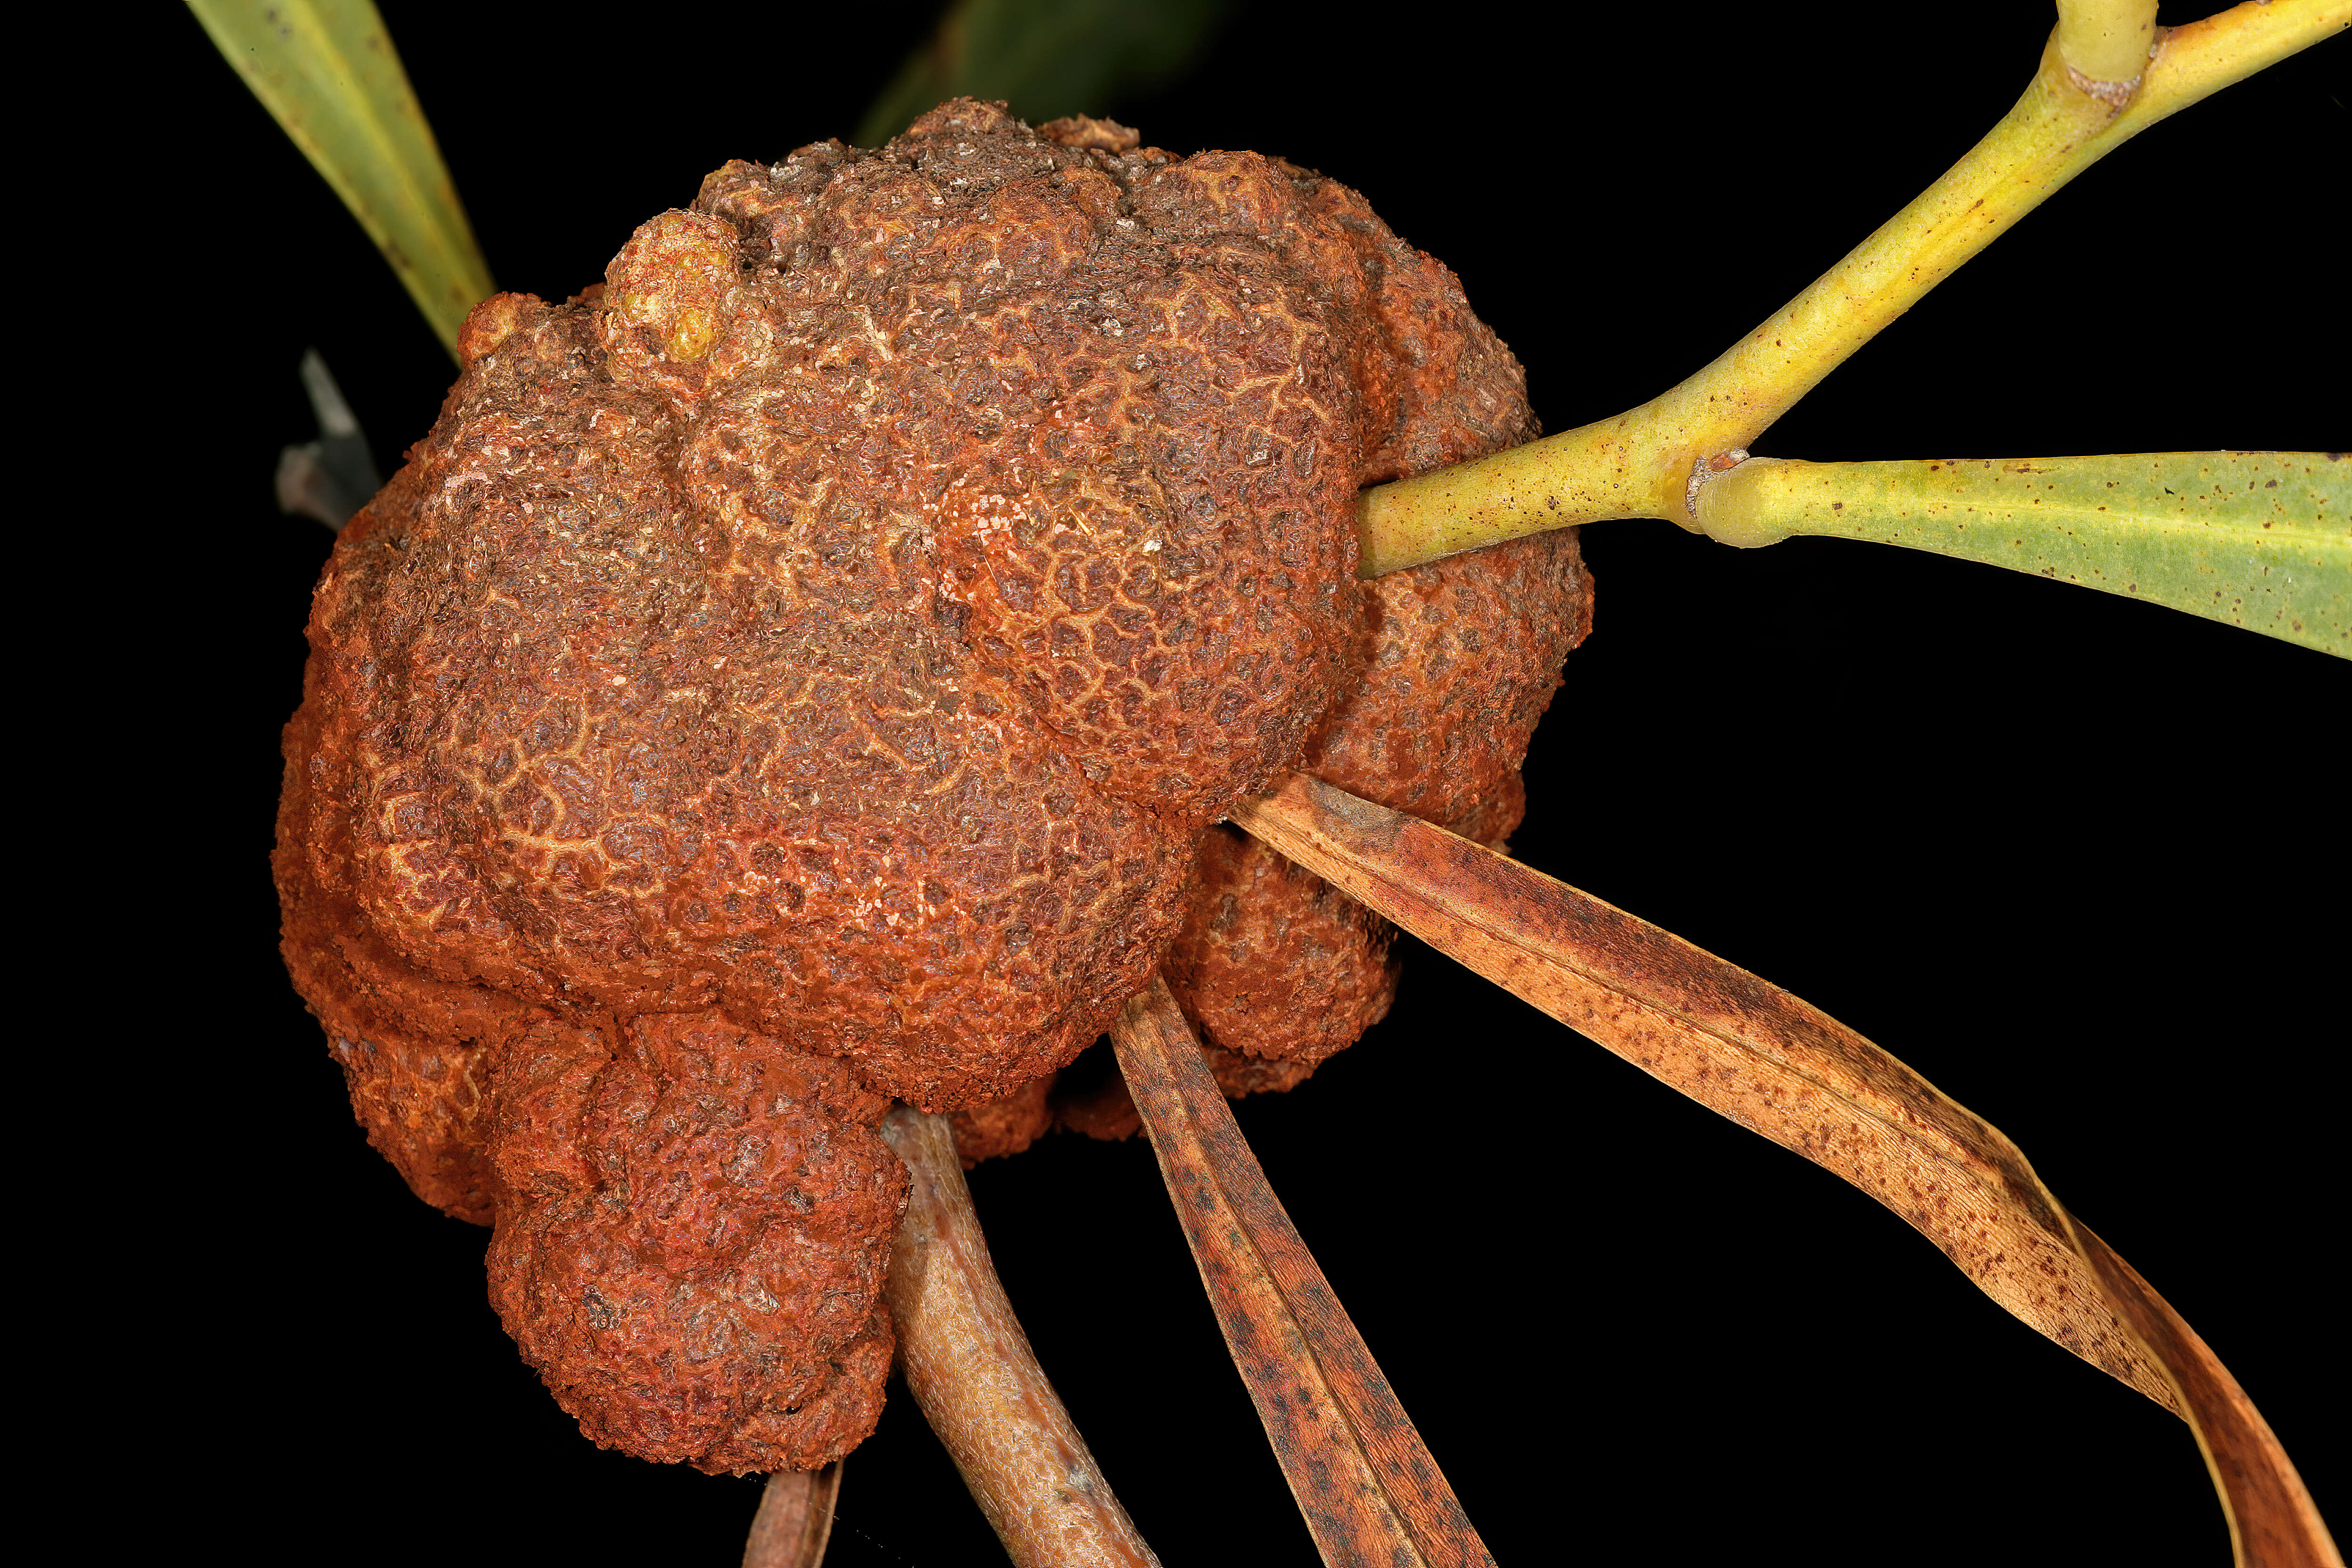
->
[1357,0,2350,575]
[880,1106,1161,1568]
[2056,0,2162,84]
[1109,976,1493,1568]
[1231,772,2343,1568]
[743,1463,842,1568]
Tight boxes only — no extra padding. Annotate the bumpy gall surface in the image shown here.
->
[1161,528,1592,1067]
[957,528,1592,1160]
[486,1013,903,1472]
[279,100,1572,1469]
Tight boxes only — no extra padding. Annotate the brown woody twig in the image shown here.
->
[742,1463,842,1568]
[881,1105,1161,1568]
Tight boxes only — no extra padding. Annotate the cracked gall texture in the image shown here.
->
[278,99,1582,1470]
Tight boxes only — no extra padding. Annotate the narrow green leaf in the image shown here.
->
[188,0,492,358]
[857,0,1231,149]
[1698,451,2350,657]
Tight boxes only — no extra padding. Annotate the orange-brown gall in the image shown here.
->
[485,1013,903,1473]
[947,1071,1057,1167]
[456,291,531,368]
[278,99,1572,1471]
[1159,530,1591,1067]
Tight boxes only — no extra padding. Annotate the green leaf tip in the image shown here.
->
[188,0,493,359]
[1695,450,2351,658]
[856,0,1231,149]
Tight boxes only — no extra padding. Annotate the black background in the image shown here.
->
[138,3,2343,1564]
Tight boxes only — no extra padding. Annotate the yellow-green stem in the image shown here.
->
[2057,0,2163,83]
[1358,0,2348,577]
